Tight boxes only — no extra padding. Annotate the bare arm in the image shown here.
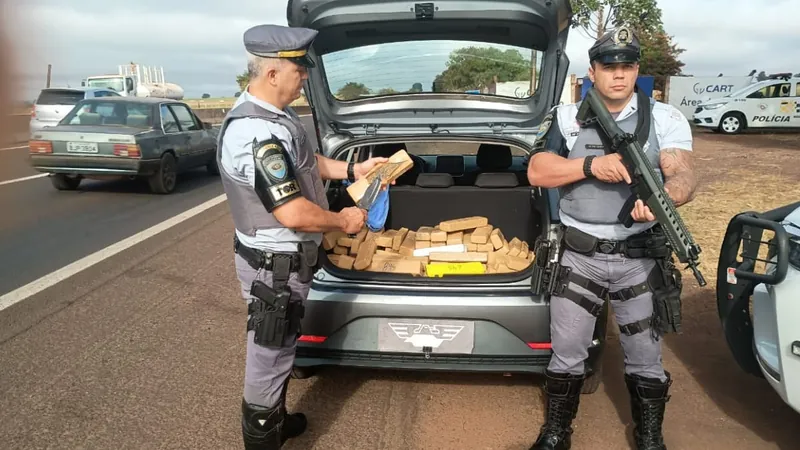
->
[527,152,589,188]
[660,148,698,207]
[315,154,349,181]
[273,196,367,234]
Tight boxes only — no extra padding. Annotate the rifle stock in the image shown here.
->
[576,88,706,287]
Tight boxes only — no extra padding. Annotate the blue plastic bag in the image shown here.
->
[342,180,390,232]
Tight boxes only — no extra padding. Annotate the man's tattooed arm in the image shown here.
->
[660,148,698,207]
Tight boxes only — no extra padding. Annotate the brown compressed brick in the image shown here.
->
[416,226,434,241]
[507,237,522,257]
[333,245,348,255]
[506,255,532,271]
[376,230,396,248]
[323,230,346,251]
[470,225,494,244]
[430,227,447,242]
[399,230,417,256]
[438,216,489,233]
[446,231,464,246]
[353,236,378,270]
[328,254,355,270]
[476,243,493,253]
[337,237,354,248]
[490,228,505,250]
[415,241,431,249]
[350,228,369,255]
[366,258,423,275]
[392,227,409,250]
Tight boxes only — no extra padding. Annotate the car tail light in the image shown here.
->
[527,342,552,350]
[113,144,141,158]
[29,140,52,154]
[298,335,327,344]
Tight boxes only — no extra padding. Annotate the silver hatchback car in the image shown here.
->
[287,0,607,394]
[30,87,120,133]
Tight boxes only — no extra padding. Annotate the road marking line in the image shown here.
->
[0,145,27,152]
[0,174,48,186]
[0,193,228,312]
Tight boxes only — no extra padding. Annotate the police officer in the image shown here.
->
[526,26,698,450]
[217,24,389,449]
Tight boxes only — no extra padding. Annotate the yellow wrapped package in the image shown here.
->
[426,261,486,277]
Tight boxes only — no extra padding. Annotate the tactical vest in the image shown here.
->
[217,100,329,238]
[559,91,662,224]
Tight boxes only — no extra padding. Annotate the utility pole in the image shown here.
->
[46,64,51,88]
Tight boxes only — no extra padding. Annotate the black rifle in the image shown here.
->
[576,88,706,287]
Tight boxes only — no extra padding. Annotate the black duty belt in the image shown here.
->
[234,236,303,272]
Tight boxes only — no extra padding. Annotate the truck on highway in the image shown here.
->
[81,63,185,100]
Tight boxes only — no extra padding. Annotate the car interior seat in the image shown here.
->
[465,143,519,187]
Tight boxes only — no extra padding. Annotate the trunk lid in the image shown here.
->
[287,0,573,155]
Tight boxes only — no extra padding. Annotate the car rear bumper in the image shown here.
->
[294,283,607,375]
[29,154,161,176]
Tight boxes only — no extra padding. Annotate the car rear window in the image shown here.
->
[59,100,155,128]
[36,89,86,106]
[320,39,544,101]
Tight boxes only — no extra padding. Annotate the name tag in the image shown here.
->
[585,144,605,150]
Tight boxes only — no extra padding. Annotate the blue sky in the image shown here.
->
[5,0,798,101]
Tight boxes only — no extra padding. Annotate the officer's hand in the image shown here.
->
[631,199,656,222]
[338,206,367,234]
[590,154,632,184]
[355,158,396,187]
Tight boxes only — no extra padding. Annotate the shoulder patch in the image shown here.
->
[253,138,291,183]
[536,113,554,140]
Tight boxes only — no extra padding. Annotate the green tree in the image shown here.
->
[433,46,531,92]
[570,0,664,37]
[377,87,398,95]
[638,30,686,91]
[236,70,249,92]
[336,82,371,100]
[410,82,423,93]
[201,93,211,99]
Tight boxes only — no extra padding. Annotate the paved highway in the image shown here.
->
[0,118,315,298]
[0,124,798,450]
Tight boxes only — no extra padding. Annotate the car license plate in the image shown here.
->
[67,142,98,153]
[377,318,474,354]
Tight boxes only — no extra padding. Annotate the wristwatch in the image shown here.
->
[347,162,356,183]
[583,155,596,179]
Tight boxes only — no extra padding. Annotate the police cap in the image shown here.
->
[588,26,640,64]
[244,24,318,68]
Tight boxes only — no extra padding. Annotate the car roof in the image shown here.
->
[77,96,183,105]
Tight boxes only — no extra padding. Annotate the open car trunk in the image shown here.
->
[318,138,551,284]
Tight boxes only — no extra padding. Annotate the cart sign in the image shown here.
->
[667,76,753,119]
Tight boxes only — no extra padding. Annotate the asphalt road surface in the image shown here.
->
[1,123,799,450]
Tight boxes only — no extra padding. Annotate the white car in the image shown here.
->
[30,87,120,133]
[717,200,800,413]
[692,73,800,134]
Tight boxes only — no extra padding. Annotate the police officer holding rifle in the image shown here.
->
[526,25,700,450]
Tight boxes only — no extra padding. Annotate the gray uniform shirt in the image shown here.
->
[551,94,693,240]
[219,89,321,252]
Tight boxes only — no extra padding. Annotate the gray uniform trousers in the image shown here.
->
[547,248,667,382]
[234,253,310,407]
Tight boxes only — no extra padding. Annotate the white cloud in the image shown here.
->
[4,0,798,101]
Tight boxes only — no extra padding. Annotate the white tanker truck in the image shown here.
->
[81,63,185,100]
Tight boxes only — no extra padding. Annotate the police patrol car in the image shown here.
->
[717,200,800,414]
[693,73,800,134]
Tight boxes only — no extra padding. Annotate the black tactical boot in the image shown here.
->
[241,399,283,450]
[529,370,586,450]
[241,378,307,449]
[278,377,307,442]
[625,371,672,450]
